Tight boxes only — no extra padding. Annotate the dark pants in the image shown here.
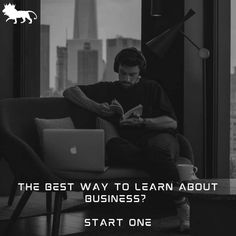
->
[106,133,180,182]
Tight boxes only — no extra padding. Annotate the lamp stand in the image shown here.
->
[181,31,210,178]
[203,58,208,178]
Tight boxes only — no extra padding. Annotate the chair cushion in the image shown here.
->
[35,117,75,147]
[96,118,119,144]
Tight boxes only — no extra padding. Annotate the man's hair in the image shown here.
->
[113,47,147,74]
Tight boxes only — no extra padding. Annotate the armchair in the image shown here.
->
[0,97,194,236]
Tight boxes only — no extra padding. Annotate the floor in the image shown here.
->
[1,211,88,236]
[0,202,186,236]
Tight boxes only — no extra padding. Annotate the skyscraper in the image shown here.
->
[67,0,103,86]
[103,37,141,82]
[230,67,236,177]
[231,67,236,116]
[73,0,98,39]
[67,39,103,85]
[55,46,67,92]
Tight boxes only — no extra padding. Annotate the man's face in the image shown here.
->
[118,65,140,88]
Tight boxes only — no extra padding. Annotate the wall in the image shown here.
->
[0,2,15,196]
[184,0,204,177]
[141,0,207,177]
[0,0,40,196]
[0,2,14,99]
[0,0,40,98]
[142,0,184,131]
[13,0,40,97]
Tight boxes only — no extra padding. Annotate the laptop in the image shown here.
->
[42,129,107,172]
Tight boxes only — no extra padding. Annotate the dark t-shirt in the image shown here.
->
[79,78,177,142]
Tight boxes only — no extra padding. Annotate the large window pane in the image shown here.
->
[231,0,236,178]
[40,0,141,97]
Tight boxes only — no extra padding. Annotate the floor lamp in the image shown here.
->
[146,9,210,177]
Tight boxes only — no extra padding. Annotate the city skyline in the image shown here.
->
[41,0,236,86]
[66,0,103,86]
[41,0,141,88]
[230,0,236,177]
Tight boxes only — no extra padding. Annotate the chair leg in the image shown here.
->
[10,191,32,221]
[5,190,32,234]
[46,192,52,213]
[8,178,18,206]
[63,191,67,200]
[51,192,63,236]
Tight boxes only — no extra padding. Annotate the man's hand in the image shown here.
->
[111,99,122,107]
[120,117,144,127]
[96,102,115,117]
[63,87,114,118]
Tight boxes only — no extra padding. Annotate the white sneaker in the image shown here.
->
[176,201,190,232]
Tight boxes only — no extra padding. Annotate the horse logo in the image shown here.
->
[2,3,37,24]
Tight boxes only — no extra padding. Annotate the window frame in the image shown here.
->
[15,0,231,177]
[184,0,230,178]
[204,0,230,178]
[211,0,230,178]
[14,0,40,97]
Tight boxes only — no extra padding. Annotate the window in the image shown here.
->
[230,0,236,178]
[195,0,230,178]
[40,0,141,97]
[213,0,231,178]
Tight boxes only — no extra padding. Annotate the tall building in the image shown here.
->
[77,44,98,84]
[67,39,103,85]
[73,0,97,39]
[230,117,236,178]
[103,37,141,82]
[231,67,236,115]
[230,66,236,177]
[55,47,67,92]
[40,25,50,96]
[67,0,103,86]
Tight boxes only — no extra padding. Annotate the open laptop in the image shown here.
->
[42,129,108,172]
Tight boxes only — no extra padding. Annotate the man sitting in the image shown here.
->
[63,47,190,232]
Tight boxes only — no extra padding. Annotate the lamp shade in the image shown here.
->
[146,9,196,58]
[151,0,162,16]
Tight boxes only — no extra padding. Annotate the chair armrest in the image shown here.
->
[1,132,61,184]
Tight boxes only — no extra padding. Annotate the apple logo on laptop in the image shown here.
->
[70,146,77,155]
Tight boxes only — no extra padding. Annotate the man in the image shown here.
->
[63,47,190,232]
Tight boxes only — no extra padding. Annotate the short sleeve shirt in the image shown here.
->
[78,79,177,141]
[79,79,176,120]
